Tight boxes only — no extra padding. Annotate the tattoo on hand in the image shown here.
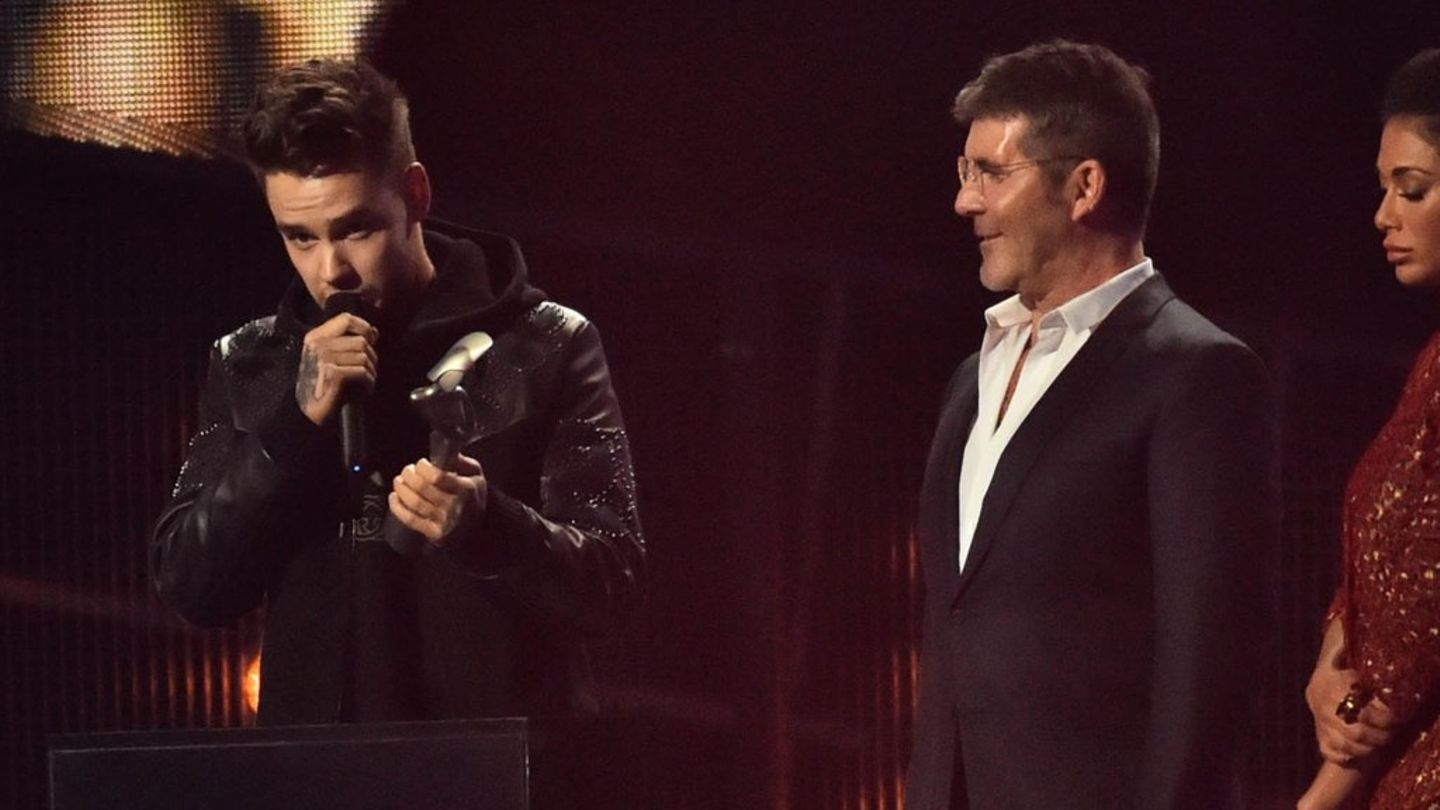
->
[296,347,320,405]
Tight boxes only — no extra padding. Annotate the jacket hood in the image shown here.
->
[275,219,548,340]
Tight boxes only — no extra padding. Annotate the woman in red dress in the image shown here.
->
[1301,49,1440,810]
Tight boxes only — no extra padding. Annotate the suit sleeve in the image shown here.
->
[904,359,976,810]
[1138,341,1280,807]
[150,343,335,626]
[905,591,961,810]
[442,318,645,638]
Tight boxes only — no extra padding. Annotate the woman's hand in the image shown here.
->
[1297,763,1350,810]
[1306,618,1398,763]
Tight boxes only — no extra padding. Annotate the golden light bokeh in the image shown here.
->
[2,0,396,157]
[244,653,262,717]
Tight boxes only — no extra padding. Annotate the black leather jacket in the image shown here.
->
[151,225,644,724]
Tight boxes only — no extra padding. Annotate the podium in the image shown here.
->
[49,718,625,810]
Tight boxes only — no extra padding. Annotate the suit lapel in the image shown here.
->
[922,356,979,594]
[953,274,1175,598]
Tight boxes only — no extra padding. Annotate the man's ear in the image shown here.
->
[1068,159,1106,223]
[401,162,432,224]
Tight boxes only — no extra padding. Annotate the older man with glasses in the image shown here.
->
[905,40,1279,809]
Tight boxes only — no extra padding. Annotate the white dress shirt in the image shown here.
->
[956,259,1156,572]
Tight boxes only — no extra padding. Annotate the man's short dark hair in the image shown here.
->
[242,59,416,180]
[953,40,1160,236]
[1382,49,1440,149]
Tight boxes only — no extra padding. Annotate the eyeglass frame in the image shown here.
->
[956,155,1086,195]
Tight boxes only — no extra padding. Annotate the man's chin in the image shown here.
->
[977,265,1013,294]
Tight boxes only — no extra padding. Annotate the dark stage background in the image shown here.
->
[5,3,1440,808]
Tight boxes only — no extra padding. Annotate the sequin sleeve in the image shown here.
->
[1349,341,1440,725]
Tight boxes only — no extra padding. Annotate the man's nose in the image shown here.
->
[320,242,356,285]
[954,184,984,217]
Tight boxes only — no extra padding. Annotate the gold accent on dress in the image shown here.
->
[1333,333,1440,807]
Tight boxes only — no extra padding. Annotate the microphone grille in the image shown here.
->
[322,291,369,319]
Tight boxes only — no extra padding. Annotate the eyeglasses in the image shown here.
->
[956,155,1083,195]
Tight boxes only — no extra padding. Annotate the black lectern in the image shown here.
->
[49,718,615,810]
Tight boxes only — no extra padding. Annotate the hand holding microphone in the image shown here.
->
[297,293,379,472]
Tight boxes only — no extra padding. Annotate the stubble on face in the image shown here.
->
[263,170,431,321]
[960,117,1070,305]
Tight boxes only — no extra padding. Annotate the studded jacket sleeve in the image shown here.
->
[150,326,336,627]
[441,311,645,638]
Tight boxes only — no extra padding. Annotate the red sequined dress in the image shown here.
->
[1334,332,1440,807]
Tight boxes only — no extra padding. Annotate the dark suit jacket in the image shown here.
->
[906,275,1278,810]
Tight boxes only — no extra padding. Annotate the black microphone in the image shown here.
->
[321,292,372,476]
